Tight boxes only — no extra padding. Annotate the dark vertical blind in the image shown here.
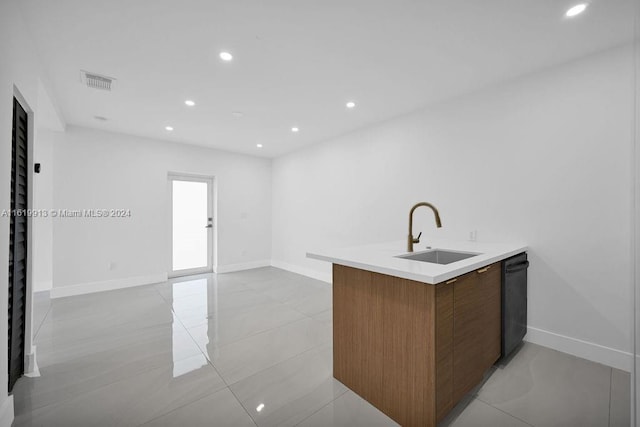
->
[8,97,28,391]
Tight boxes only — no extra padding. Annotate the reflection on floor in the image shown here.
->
[15,267,629,426]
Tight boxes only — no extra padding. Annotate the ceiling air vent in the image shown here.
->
[80,70,116,91]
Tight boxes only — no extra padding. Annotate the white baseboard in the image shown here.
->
[270,260,332,283]
[50,273,168,299]
[0,395,14,427]
[215,260,271,274]
[24,346,40,377]
[525,326,632,372]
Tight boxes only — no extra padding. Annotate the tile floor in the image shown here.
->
[13,267,630,426]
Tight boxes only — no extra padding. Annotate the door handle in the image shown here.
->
[205,225,212,228]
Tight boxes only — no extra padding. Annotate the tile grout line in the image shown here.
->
[210,269,336,423]
[475,396,535,427]
[291,391,343,427]
[179,312,319,363]
[227,342,334,387]
[279,300,332,320]
[172,302,324,389]
[159,272,331,387]
[226,386,259,427]
[239,274,330,307]
[216,339,332,389]
[165,271,331,422]
[33,290,173,336]
[32,300,53,341]
[167,298,232,389]
[185,313,314,349]
[136,387,236,427]
[221,343,341,427]
[33,317,179,357]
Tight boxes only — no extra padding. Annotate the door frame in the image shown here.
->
[167,172,216,278]
[10,87,36,382]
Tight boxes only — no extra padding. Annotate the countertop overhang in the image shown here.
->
[307,238,528,284]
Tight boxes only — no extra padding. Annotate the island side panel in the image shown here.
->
[377,272,436,427]
[333,264,385,407]
[435,283,454,422]
[333,264,438,427]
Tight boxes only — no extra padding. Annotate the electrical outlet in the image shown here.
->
[468,230,478,242]
[108,261,116,270]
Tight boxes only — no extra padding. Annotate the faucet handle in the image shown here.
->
[413,231,422,244]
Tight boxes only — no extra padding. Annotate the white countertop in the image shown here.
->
[307,238,527,285]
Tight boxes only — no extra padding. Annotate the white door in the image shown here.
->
[169,175,213,277]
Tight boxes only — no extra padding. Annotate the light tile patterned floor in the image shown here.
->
[14,267,629,426]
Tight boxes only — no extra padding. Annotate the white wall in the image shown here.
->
[32,130,54,292]
[0,0,65,424]
[51,126,272,294]
[272,45,634,369]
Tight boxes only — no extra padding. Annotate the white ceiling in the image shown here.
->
[19,0,635,158]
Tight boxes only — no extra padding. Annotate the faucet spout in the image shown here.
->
[407,202,442,252]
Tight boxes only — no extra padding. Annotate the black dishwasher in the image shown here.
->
[501,253,529,359]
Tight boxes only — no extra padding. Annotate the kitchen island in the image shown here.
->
[308,238,527,427]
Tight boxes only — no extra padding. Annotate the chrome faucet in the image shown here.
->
[407,202,442,252]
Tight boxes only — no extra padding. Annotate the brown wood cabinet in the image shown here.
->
[451,270,485,404]
[448,263,501,414]
[333,261,502,427]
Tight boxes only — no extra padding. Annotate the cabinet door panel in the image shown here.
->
[480,263,502,370]
[452,272,484,403]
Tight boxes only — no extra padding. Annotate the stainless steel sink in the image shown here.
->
[396,249,480,265]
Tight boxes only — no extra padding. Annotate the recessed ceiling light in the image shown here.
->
[256,143,263,148]
[565,3,587,17]
[291,127,299,133]
[346,101,356,109]
[165,126,174,131]
[185,100,195,107]
[220,52,233,61]
[256,404,265,412]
